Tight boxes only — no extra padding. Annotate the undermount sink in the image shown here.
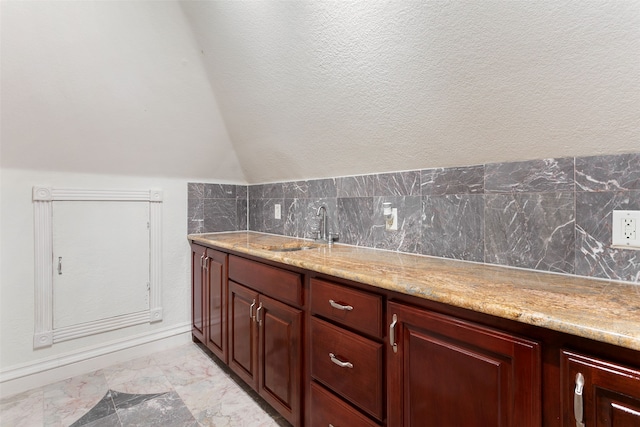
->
[269,245,316,252]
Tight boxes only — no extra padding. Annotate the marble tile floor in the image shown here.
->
[0,343,290,427]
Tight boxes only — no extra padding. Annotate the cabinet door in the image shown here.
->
[204,249,227,363]
[257,293,302,427]
[387,301,541,427]
[562,350,640,427]
[228,280,259,389]
[190,244,206,343]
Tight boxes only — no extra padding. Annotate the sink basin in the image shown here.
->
[269,245,316,252]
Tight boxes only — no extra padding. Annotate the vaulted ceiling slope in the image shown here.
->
[2,2,638,184]
[181,1,640,183]
[1,1,246,182]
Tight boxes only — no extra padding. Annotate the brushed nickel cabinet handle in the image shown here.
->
[390,314,398,353]
[203,256,210,270]
[329,353,353,369]
[249,299,256,321]
[329,299,353,311]
[256,302,264,325]
[574,372,585,427]
[57,257,63,275]
[200,253,204,268]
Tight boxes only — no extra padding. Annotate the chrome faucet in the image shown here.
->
[316,205,328,241]
[315,205,339,245]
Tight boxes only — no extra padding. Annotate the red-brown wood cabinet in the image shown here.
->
[561,350,640,427]
[191,243,227,363]
[190,241,640,427]
[227,256,303,427]
[387,300,541,427]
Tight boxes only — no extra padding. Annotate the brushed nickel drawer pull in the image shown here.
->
[203,256,210,270]
[57,257,63,275]
[329,299,353,311]
[200,253,204,268]
[329,352,353,369]
[390,314,398,353]
[574,372,585,427]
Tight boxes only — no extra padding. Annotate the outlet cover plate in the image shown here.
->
[612,210,640,250]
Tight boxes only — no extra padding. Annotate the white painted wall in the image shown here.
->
[0,168,191,367]
[182,1,640,183]
[0,0,244,394]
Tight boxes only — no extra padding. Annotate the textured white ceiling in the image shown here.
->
[182,1,640,183]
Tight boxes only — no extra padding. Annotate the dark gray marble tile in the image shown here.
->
[80,413,121,427]
[248,198,285,235]
[283,181,310,199]
[307,178,337,198]
[485,158,575,193]
[373,171,420,196]
[575,152,640,192]
[337,197,374,247]
[284,198,338,239]
[116,391,197,427]
[421,165,485,196]
[575,191,640,282]
[70,390,117,426]
[111,390,167,410]
[187,182,204,200]
[485,192,575,273]
[236,199,247,230]
[337,175,374,198]
[187,197,204,234]
[204,199,237,232]
[204,183,236,199]
[236,185,248,200]
[371,196,422,253]
[249,183,284,199]
[421,195,484,262]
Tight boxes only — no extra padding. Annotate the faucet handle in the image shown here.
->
[328,232,339,246]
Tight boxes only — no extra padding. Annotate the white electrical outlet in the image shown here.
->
[274,204,281,220]
[612,210,640,250]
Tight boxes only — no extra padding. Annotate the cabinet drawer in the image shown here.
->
[310,382,381,427]
[229,255,302,307]
[310,317,384,420]
[311,278,383,338]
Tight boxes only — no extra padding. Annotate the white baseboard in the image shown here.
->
[0,322,192,399]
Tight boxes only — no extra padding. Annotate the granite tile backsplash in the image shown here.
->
[187,183,247,234]
[189,152,640,283]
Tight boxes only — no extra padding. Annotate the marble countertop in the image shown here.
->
[189,231,640,352]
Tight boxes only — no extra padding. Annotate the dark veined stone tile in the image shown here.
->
[485,157,574,193]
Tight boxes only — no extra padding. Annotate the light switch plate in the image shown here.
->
[612,210,640,250]
[386,208,398,231]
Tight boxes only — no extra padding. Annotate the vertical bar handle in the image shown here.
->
[249,299,256,321]
[256,302,264,325]
[203,256,210,271]
[574,372,585,427]
[57,257,63,275]
[200,253,205,268]
[389,313,398,353]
